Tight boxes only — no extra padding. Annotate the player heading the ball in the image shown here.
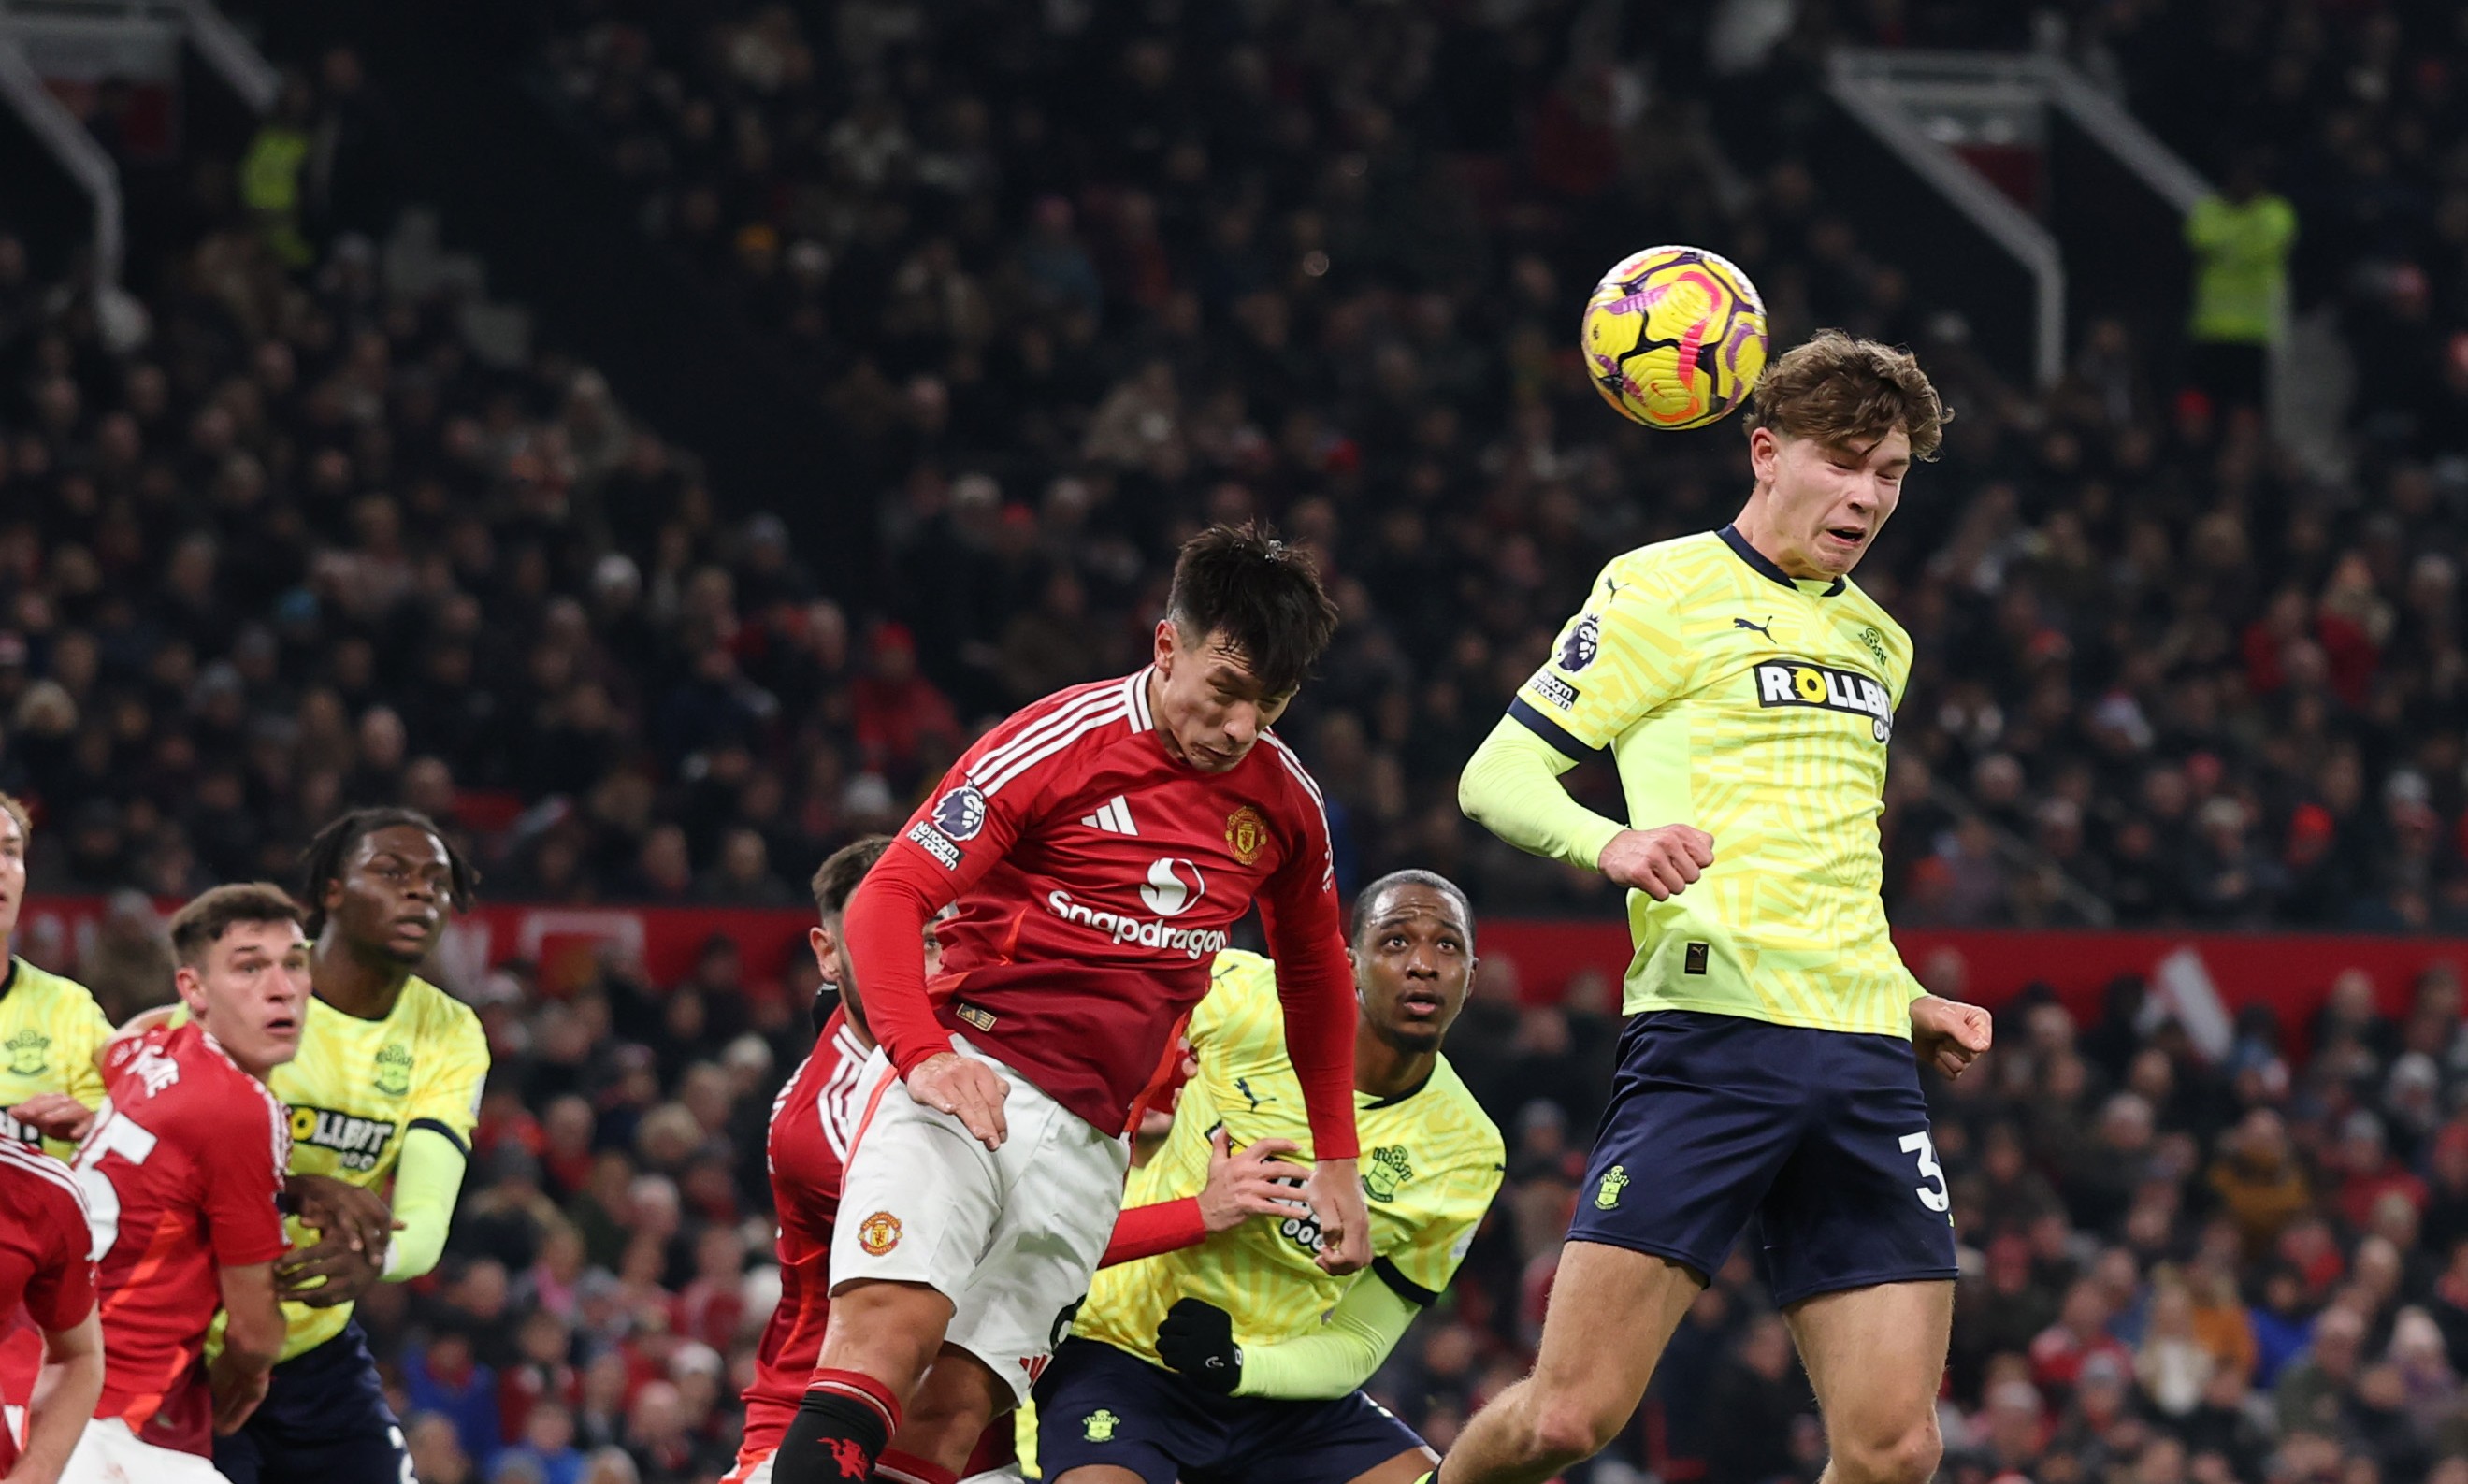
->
[1444,331,1995,1484]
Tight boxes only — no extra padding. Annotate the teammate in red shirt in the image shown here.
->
[0,1138,103,1484]
[55,884,310,1484]
[776,525,1370,1484]
[734,836,1306,1484]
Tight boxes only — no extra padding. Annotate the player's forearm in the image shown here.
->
[214,1264,285,1374]
[382,1126,469,1281]
[16,1316,103,1484]
[841,868,957,1076]
[1231,1275,1420,1400]
[1459,715,1625,871]
[1266,933,1359,1161]
[1097,1197,1208,1268]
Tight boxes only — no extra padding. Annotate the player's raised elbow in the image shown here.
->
[1456,742,1507,828]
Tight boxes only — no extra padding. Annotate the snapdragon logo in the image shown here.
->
[1047,862,1228,960]
[1138,857,1205,916]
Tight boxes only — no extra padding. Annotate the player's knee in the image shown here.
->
[1831,1418,1941,1484]
[1525,1393,1624,1466]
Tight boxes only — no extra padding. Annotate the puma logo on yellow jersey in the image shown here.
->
[290,1106,399,1172]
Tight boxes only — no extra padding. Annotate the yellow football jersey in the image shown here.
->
[0,957,112,1159]
[1073,950,1503,1366]
[188,974,488,1360]
[1513,526,1922,1036]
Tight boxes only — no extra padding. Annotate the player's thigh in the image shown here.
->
[831,1066,1006,1313]
[1566,1012,1809,1287]
[945,1076,1129,1407]
[1526,1240,1702,1423]
[1032,1341,1204,1484]
[1220,1389,1434,1484]
[210,1415,266,1484]
[1052,1470,1148,1484]
[212,1331,409,1484]
[1345,1449,1446,1484]
[1754,1030,1957,1311]
[67,1420,235,1484]
[1784,1278,1955,1465]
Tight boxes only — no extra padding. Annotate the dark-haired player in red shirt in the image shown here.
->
[54,884,310,1484]
[731,836,1305,1484]
[0,1138,102,1484]
[775,525,1371,1484]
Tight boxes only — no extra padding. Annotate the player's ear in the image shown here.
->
[1152,618,1180,671]
[808,925,835,979]
[1748,425,1782,484]
[172,963,209,1018]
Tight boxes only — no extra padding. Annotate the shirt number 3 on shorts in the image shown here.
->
[1898,1131,1950,1213]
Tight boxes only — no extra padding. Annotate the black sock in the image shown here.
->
[775,1387,892,1483]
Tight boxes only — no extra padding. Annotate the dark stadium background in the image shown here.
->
[6,1,2468,1480]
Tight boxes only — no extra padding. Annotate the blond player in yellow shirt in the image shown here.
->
[1439,334,1994,1484]
[1033,870,1503,1484]
[0,794,113,1159]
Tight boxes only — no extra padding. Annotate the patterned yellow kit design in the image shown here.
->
[1072,950,1502,1365]
[0,958,112,1160]
[1516,529,1923,1036]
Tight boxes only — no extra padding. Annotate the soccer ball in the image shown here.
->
[1580,245,1768,430]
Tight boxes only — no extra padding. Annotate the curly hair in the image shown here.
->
[1745,329,1950,462]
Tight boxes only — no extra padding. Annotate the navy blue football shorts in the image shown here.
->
[1566,1010,1959,1306]
[214,1321,411,1484]
[1032,1337,1427,1484]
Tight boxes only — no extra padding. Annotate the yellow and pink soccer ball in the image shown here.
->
[1580,245,1768,430]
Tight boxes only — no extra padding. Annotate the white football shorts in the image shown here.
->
[831,1037,1131,1403]
[60,1418,233,1484]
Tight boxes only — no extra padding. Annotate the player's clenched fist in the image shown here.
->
[907,1050,1011,1149]
[1305,1159,1373,1275]
[1598,825,1716,900]
[1910,995,1993,1080]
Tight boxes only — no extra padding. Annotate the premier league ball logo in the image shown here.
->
[1559,614,1601,672]
[932,785,989,841]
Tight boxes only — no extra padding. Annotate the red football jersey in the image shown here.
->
[735,1007,873,1463]
[850,668,1359,1152]
[0,1140,96,1474]
[78,1023,290,1455]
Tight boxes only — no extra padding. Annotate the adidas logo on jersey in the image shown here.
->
[1079,796,1139,836]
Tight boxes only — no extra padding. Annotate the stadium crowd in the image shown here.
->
[7,0,2468,1482]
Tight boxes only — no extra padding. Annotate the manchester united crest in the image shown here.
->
[1224,806,1266,865]
[857,1211,902,1256]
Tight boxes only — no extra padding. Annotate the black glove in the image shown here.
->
[1155,1298,1243,1393]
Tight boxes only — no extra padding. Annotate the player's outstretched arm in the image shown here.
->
[7,1307,101,1484]
[1096,1131,1306,1268]
[1152,1276,1422,1400]
[210,1260,284,1436]
[4,1094,93,1145]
